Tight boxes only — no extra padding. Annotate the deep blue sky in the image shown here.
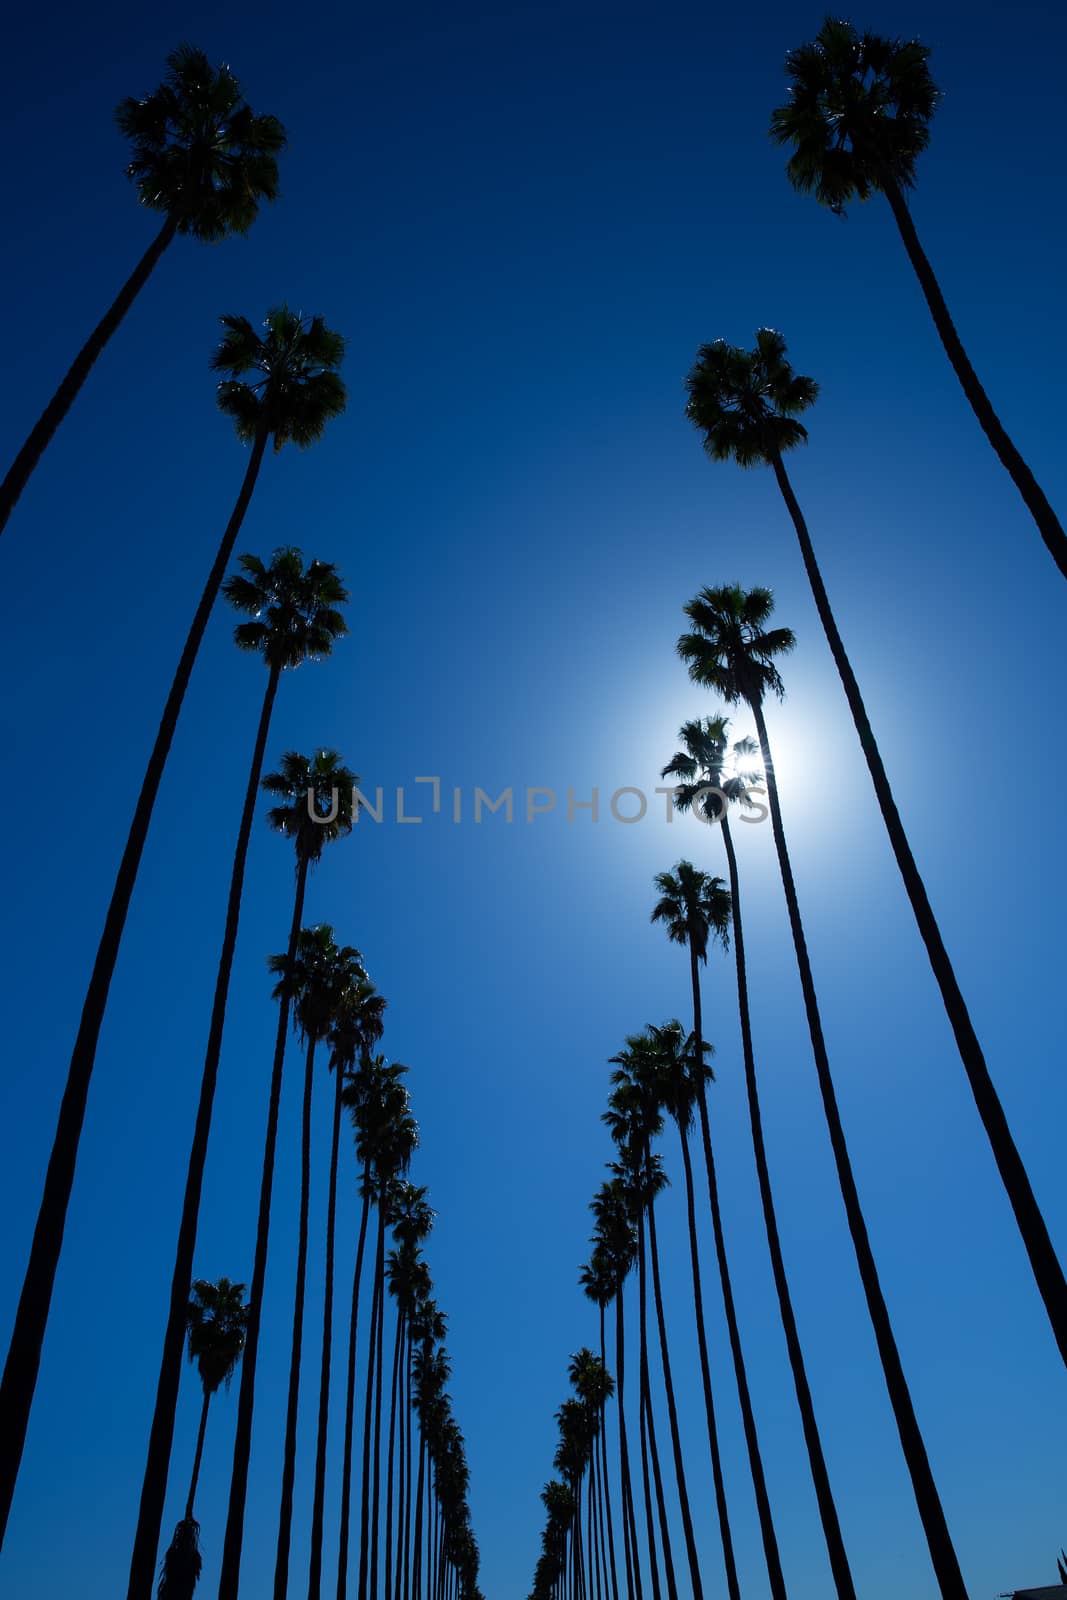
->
[1,1,1064,1596]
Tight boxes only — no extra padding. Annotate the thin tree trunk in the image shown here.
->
[127,661,281,1600]
[371,1240,388,1599]
[750,696,968,1600]
[636,1363,660,1600]
[690,942,787,1599]
[402,1330,413,1600]
[589,1440,604,1600]
[218,847,310,1599]
[0,431,269,1555]
[385,1309,405,1600]
[185,1391,212,1521]
[0,215,179,536]
[720,813,856,1598]
[674,1115,738,1600]
[358,1212,386,1600]
[636,1218,674,1600]
[412,1430,426,1600]
[338,1169,373,1600]
[309,1063,347,1600]
[274,1030,319,1599]
[646,1195,703,1600]
[880,177,1067,579]
[614,1293,641,1600]
[597,1310,620,1600]
[772,446,1067,1363]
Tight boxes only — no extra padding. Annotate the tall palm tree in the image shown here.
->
[406,1298,446,1600]
[308,972,387,1600]
[337,1059,412,1600]
[0,45,286,537]
[577,1269,620,1600]
[269,928,364,1600]
[568,1351,611,1600]
[685,336,1067,1364]
[217,750,357,1600]
[128,550,348,1599]
[678,583,968,1598]
[587,1186,642,1600]
[650,862,786,1597]
[157,1278,248,1600]
[384,1191,434,1600]
[664,714,857,1599]
[769,18,1067,579]
[0,310,346,1550]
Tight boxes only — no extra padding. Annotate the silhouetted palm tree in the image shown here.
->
[664,713,857,1599]
[769,17,1067,579]
[685,328,1067,1370]
[678,583,967,1599]
[577,1271,621,1600]
[0,45,285,536]
[588,1183,642,1600]
[0,311,347,1556]
[129,550,347,1597]
[157,1278,248,1600]
[650,862,785,1597]
[218,750,357,1600]
[308,973,387,1600]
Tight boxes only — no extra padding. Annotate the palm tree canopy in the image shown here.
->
[651,859,731,965]
[211,305,346,451]
[269,924,364,1044]
[262,748,358,865]
[677,584,795,708]
[329,971,387,1072]
[662,714,761,823]
[185,1277,249,1396]
[769,18,939,215]
[223,547,348,671]
[115,43,285,241]
[685,328,818,468]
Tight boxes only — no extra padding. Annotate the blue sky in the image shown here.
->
[1,1,1065,1597]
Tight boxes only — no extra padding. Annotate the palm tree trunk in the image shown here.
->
[358,1211,386,1600]
[402,1330,413,1600]
[309,1063,347,1600]
[597,1310,620,1600]
[673,1114,739,1600]
[126,661,281,1600]
[771,446,1067,1363]
[0,429,269,1555]
[880,177,1067,579]
[0,214,180,536]
[636,1218,675,1600]
[645,1195,703,1600]
[750,696,968,1600]
[613,1293,641,1600]
[274,1031,319,1599]
[218,847,311,1600]
[720,813,856,1599]
[371,1255,387,1600]
[385,1309,405,1600]
[689,942,787,1597]
[185,1390,212,1522]
[412,1429,426,1600]
[338,1167,373,1600]
[588,1443,604,1600]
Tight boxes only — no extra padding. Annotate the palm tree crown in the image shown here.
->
[223,548,349,670]
[677,584,794,708]
[270,926,364,1046]
[211,306,346,451]
[262,749,358,865]
[186,1278,249,1396]
[662,714,760,823]
[115,43,286,240]
[651,861,731,966]
[769,18,939,215]
[685,328,818,468]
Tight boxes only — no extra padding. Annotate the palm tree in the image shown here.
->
[217,750,357,1600]
[0,310,346,1550]
[128,550,348,1599]
[678,583,968,1598]
[685,336,1067,1365]
[664,713,857,1599]
[769,17,1067,579]
[577,1269,620,1600]
[269,927,364,1600]
[406,1298,446,1600]
[337,1058,412,1600]
[569,1351,615,1600]
[308,972,387,1600]
[0,44,286,536]
[157,1278,248,1600]
[650,862,786,1596]
[386,1241,432,1600]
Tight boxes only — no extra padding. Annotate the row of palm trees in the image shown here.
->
[526,562,1062,1598]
